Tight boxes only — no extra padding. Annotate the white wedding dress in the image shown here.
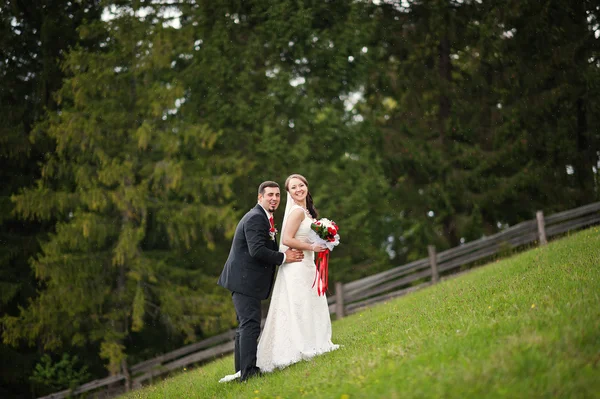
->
[256,204,339,372]
[219,199,338,383]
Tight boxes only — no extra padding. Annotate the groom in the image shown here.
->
[218,181,304,382]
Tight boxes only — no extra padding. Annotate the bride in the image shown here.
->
[219,174,339,383]
[256,173,339,372]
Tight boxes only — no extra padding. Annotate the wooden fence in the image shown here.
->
[38,201,600,399]
[329,201,600,317]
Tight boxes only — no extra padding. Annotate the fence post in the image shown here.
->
[536,210,547,245]
[122,359,131,392]
[335,281,345,319]
[427,245,439,283]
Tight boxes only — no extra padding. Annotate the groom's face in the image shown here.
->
[258,187,281,213]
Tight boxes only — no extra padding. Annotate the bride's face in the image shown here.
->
[288,178,308,203]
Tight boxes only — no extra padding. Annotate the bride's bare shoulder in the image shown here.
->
[289,206,306,219]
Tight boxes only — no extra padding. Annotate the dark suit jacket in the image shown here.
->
[218,204,285,300]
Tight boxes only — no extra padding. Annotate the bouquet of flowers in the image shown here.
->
[307,218,340,296]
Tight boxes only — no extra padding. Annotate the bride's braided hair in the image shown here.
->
[285,174,319,219]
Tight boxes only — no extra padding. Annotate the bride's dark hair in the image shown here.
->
[285,174,318,219]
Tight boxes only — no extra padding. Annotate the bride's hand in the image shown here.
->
[311,243,327,252]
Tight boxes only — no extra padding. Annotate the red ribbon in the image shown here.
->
[312,249,330,296]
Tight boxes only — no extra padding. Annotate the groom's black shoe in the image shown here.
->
[239,367,262,382]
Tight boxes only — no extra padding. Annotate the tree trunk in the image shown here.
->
[575,95,595,202]
[438,34,451,143]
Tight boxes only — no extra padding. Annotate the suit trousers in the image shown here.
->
[232,291,262,380]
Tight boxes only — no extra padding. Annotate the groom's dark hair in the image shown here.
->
[258,181,280,195]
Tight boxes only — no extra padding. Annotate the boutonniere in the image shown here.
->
[269,226,278,240]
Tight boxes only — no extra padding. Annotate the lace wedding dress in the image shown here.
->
[256,203,339,372]
[219,198,338,383]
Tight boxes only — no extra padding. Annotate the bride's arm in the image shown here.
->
[282,209,315,251]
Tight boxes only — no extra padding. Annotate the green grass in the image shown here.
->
[122,227,600,399]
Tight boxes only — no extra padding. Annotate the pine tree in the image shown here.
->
[486,0,600,211]
[0,0,102,394]
[3,4,243,374]
[361,0,483,259]
[177,0,392,279]
[362,0,600,260]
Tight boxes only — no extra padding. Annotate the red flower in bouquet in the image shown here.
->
[311,219,339,242]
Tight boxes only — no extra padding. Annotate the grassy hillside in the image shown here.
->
[122,227,600,399]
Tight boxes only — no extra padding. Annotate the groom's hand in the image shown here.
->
[284,248,304,262]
